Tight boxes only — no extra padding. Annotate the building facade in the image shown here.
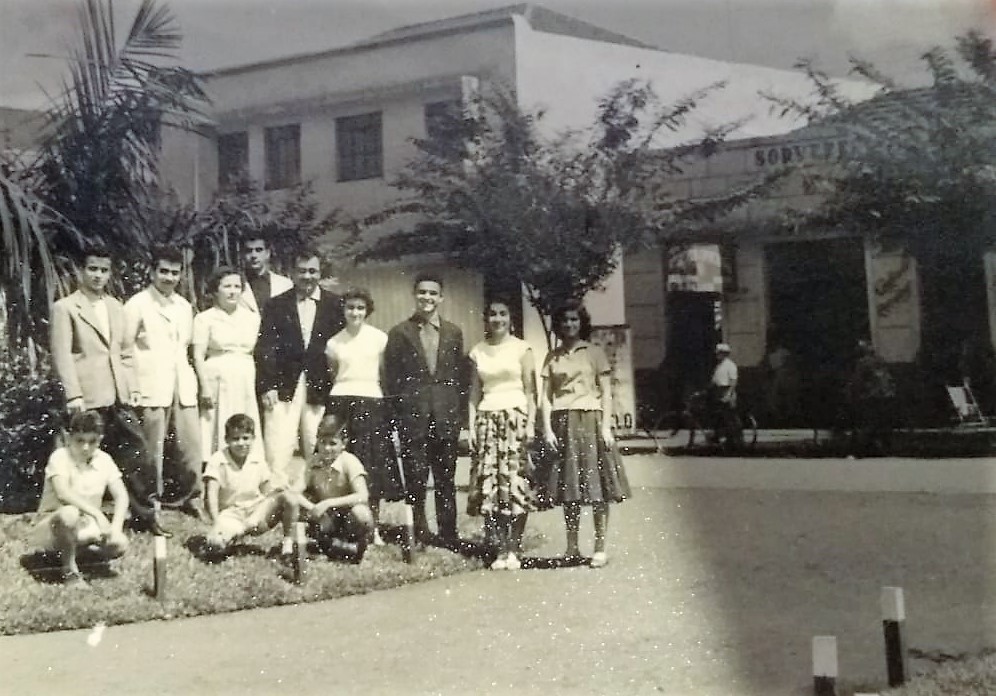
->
[158,4,877,429]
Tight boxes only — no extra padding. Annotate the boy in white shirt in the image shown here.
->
[32,411,130,586]
[202,414,298,557]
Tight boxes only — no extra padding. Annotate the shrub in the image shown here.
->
[0,346,63,513]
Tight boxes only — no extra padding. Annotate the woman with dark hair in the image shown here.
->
[325,287,404,546]
[467,297,536,570]
[540,301,630,568]
[192,266,263,462]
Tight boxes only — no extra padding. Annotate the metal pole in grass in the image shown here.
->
[881,587,907,687]
[293,521,307,585]
[391,427,415,564]
[812,636,838,696]
[153,535,167,600]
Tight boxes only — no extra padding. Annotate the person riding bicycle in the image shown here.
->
[709,343,743,447]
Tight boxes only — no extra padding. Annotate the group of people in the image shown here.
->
[34,235,631,584]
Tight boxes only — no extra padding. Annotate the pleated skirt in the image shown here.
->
[544,410,630,505]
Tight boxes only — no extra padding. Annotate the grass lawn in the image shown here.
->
[0,504,528,637]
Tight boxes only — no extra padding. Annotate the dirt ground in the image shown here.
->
[3,456,995,695]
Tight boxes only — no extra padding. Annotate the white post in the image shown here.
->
[812,636,838,696]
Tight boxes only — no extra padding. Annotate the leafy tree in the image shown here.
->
[359,82,770,345]
[765,32,996,406]
[0,0,206,351]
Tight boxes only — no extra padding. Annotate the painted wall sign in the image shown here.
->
[752,139,849,168]
[590,325,637,435]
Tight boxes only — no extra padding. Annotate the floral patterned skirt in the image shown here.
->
[467,408,535,517]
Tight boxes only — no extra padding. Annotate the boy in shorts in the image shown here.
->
[33,411,130,586]
[202,414,298,557]
[294,415,374,563]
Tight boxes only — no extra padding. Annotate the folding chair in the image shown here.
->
[946,385,989,427]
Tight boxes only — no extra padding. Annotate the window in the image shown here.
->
[336,112,383,182]
[217,131,249,188]
[264,124,301,190]
[424,100,462,141]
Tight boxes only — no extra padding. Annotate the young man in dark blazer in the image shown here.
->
[255,247,344,492]
[50,243,165,535]
[385,273,465,545]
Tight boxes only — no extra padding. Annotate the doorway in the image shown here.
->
[765,238,869,425]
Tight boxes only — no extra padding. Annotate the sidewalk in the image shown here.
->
[4,473,994,695]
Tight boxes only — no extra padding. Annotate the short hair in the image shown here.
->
[482,295,515,324]
[208,265,243,294]
[341,287,375,317]
[151,244,184,267]
[243,233,270,249]
[224,414,256,439]
[67,410,104,436]
[551,300,592,341]
[293,244,323,265]
[315,413,347,440]
[78,241,113,265]
[414,272,444,292]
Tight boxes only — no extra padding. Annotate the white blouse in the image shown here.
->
[325,324,388,399]
[470,336,531,412]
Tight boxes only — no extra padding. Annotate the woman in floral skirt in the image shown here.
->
[467,298,536,570]
[540,301,630,568]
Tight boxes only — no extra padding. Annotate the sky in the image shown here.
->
[1,0,994,110]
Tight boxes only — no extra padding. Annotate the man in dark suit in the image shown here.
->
[255,247,344,491]
[50,243,166,535]
[385,273,465,545]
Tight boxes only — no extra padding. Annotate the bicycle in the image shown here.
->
[640,389,758,452]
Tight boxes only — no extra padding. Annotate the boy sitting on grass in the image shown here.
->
[294,414,374,564]
[202,414,298,559]
[32,411,130,586]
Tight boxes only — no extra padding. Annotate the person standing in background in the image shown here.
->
[325,287,405,547]
[255,247,344,491]
[50,243,164,535]
[124,245,205,521]
[240,234,292,317]
[192,266,263,465]
[385,273,465,547]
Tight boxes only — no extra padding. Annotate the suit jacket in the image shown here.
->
[384,315,465,436]
[50,290,134,410]
[240,270,293,314]
[255,288,344,404]
[123,287,199,408]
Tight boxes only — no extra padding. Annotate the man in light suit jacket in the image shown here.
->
[240,234,293,316]
[123,245,205,519]
[50,244,167,535]
[255,247,344,491]
[385,273,466,545]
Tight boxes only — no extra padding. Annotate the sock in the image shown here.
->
[281,537,294,554]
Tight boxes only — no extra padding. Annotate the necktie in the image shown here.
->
[420,322,438,375]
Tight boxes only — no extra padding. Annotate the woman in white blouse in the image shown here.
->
[467,298,536,570]
[192,266,263,462]
[325,287,404,546]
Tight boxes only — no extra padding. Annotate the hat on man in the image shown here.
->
[715,343,732,354]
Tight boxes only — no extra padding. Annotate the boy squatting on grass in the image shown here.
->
[291,414,375,564]
[202,414,299,557]
[31,411,130,586]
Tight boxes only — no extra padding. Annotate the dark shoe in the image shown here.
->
[181,499,209,523]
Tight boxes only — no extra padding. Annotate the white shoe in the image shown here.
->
[490,554,508,570]
[372,529,386,547]
[505,552,521,571]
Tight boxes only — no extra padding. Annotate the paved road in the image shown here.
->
[4,455,995,695]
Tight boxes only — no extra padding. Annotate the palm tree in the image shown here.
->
[0,0,206,354]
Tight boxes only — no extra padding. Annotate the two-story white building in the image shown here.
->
[159,3,876,429]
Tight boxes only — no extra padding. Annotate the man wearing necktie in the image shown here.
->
[255,248,344,491]
[385,273,466,546]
